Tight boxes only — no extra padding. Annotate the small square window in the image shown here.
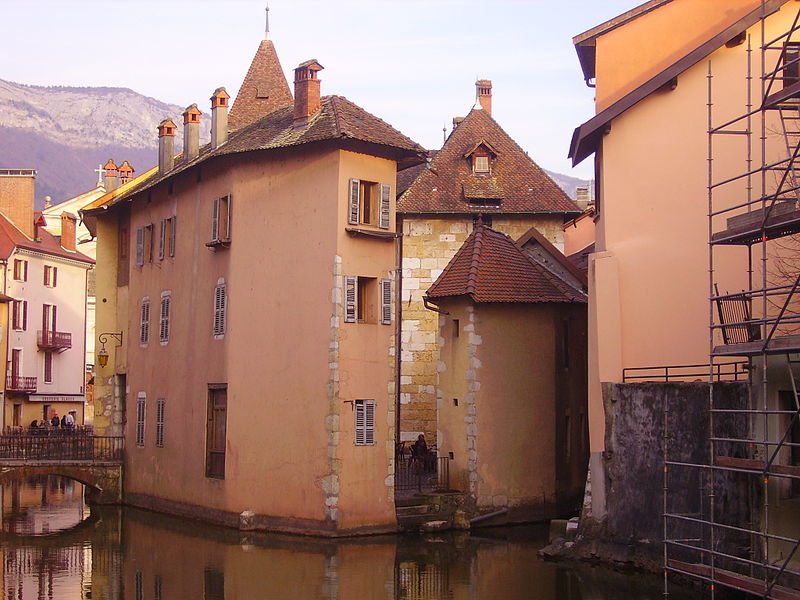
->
[473,156,490,173]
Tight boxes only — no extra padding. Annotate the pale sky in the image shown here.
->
[0,0,639,179]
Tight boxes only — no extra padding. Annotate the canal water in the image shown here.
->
[0,476,697,599]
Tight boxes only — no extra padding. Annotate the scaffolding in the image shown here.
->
[664,3,800,598]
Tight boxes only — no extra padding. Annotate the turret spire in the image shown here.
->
[265,5,270,40]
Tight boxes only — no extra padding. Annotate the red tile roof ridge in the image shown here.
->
[0,213,93,264]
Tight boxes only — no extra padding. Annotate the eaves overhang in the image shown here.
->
[569,0,787,166]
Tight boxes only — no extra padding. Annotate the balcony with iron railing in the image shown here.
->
[6,375,37,393]
[37,330,72,352]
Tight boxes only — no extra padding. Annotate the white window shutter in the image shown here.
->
[212,197,220,241]
[365,401,375,445]
[214,283,226,336]
[160,294,171,343]
[348,179,360,225]
[355,401,365,445]
[136,227,144,266]
[344,276,357,323]
[379,183,391,229]
[380,279,392,325]
[140,299,150,345]
[169,216,176,257]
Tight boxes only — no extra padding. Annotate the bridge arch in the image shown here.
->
[0,465,122,504]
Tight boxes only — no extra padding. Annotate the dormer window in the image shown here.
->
[473,155,490,174]
[464,140,498,176]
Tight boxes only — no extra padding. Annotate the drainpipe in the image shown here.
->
[395,216,403,449]
[470,508,509,525]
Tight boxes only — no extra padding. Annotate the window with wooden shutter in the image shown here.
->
[13,258,28,281]
[135,227,144,266]
[140,298,150,346]
[136,393,146,447]
[380,278,392,324]
[44,265,58,287]
[156,398,165,448]
[158,219,166,260]
[169,216,176,257]
[206,385,227,479]
[144,224,154,262]
[213,280,226,338]
[211,196,231,244]
[159,291,171,344]
[379,183,391,229]
[355,399,376,445]
[12,300,27,331]
[344,276,357,323]
[44,351,53,383]
[348,179,360,225]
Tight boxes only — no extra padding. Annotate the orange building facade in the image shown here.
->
[85,39,425,535]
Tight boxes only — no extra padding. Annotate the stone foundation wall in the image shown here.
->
[399,215,565,442]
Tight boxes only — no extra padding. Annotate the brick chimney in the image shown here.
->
[293,60,324,127]
[210,88,230,149]
[118,160,134,185]
[0,169,35,238]
[60,212,77,252]
[183,103,201,160]
[476,79,492,115]
[103,159,119,192]
[158,118,177,174]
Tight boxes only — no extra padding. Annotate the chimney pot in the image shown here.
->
[60,213,77,252]
[118,160,134,185]
[293,60,324,127]
[103,159,119,192]
[158,118,177,174]
[475,79,492,115]
[183,103,202,161]
[210,88,230,149]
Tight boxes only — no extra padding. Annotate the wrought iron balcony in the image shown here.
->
[37,330,72,351]
[6,376,37,393]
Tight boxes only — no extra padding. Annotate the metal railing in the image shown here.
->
[6,375,37,393]
[396,455,450,492]
[0,434,124,462]
[37,330,72,350]
[622,361,749,383]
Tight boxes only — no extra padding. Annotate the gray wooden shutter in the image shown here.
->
[22,300,27,331]
[169,217,176,257]
[136,227,144,266]
[379,183,390,229]
[211,197,220,241]
[348,179,360,225]
[380,278,391,324]
[158,219,166,260]
[344,276,357,323]
[222,195,231,240]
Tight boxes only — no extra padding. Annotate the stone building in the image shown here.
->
[396,82,580,442]
[428,223,588,522]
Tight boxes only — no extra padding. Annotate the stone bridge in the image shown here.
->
[0,434,124,504]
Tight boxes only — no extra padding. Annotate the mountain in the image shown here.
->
[0,79,210,207]
[0,78,587,207]
[544,169,592,202]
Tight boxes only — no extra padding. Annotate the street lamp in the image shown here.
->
[97,332,123,368]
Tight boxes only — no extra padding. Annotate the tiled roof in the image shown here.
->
[228,39,293,131]
[426,223,585,304]
[399,108,578,215]
[85,95,426,212]
[0,212,93,264]
[567,242,595,272]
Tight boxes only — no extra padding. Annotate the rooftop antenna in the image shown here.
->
[265,4,270,40]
